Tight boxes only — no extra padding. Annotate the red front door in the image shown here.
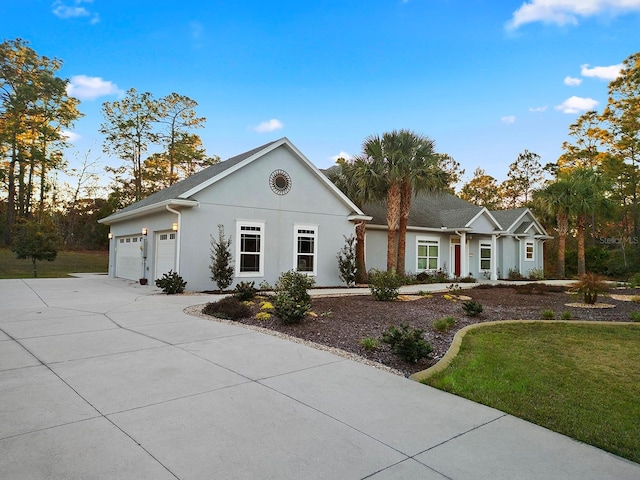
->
[454,244,461,277]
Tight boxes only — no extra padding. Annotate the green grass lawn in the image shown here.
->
[0,247,108,278]
[423,322,640,464]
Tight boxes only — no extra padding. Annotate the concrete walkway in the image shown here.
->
[1,276,638,479]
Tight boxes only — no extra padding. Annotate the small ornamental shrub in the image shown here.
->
[360,337,380,351]
[432,316,456,332]
[255,311,272,321]
[272,270,314,324]
[336,235,357,287]
[575,273,609,305]
[528,268,545,280]
[630,311,640,322]
[457,276,477,283]
[381,324,433,363]
[368,269,403,301]
[462,300,483,317]
[234,281,257,301]
[155,270,187,294]
[541,309,555,320]
[209,225,234,291]
[508,268,524,280]
[628,272,640,288]
[259,300,274,311]
[202,296,251,320]
[561,311,572,320]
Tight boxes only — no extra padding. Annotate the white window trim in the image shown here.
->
[416,236,440,272]
[293,224,318,276]
[525,240,535,262]
[236,220,265,277]
[479,242,492,271]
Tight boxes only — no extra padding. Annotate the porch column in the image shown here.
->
[459,232,468,277]
[491,234,498,281]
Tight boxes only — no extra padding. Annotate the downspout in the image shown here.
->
[166,205,181,273]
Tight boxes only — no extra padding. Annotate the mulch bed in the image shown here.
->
[202,285,640,377]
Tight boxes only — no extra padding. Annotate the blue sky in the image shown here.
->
[2,0,639,187]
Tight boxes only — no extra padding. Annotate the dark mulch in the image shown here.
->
[207,285,640,377]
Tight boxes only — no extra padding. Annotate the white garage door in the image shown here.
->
[155,232,176,279]
[115,235,143,280]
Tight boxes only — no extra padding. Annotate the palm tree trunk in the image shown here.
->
[386,181,401,272]
[355,222,367,284]
[577,214,586,276]
[396,179,412,276]
[556,213,568,278]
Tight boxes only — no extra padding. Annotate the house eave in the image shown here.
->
[348,214,373,222]
[98,199,199,225]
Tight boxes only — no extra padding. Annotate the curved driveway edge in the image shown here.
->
[1,276,639,479]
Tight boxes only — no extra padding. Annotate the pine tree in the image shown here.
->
[210,225,234,291]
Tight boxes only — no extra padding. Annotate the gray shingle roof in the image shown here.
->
[490,208,527,231]
[361,192,482,229]
[111,139,279,216]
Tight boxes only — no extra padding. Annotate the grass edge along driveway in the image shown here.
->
[421,321,640,464]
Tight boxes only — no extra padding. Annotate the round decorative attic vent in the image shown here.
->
[269,169,292,195]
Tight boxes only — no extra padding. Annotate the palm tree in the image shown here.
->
[394,130,447,276]
[533,179,573,278]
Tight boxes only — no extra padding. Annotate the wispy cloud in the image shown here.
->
[581,63,623,80]
[66,75,123,100]
[529,106,548,112]
[252,118,284,133]
[564,76,582,86]
[507,0,640,30]
[501,115,516,124]
[555,96,599,114]
[52,0,100,24]
[62,130,81,142]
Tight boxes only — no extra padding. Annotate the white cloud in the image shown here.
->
[501,115,517,124]
[507,0,640,29]
[66,75,123,100]
[564,76,583,86]
[331,151,353,162]
[252,118,284,133]
[555,96,599,114]
[529,105,548,112]
[581,63,623,80]
[52,1,99,24]
[62,130,81,142]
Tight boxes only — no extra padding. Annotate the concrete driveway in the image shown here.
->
[1,275,638,479]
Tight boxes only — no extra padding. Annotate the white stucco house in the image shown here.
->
[99,138,551,290]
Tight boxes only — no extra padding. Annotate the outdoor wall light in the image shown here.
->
[108,232,113,239]
[172,222,178,231]
[142,228,148,236]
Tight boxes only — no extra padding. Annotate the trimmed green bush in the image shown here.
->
[272,270,315,324]
[155,270,187,294]
[630,311,640,322]
[575,273,609,304]
[462,300,483,317]
[541,309,555,320]
[360,337,380,351]
[381,323,433,362]
[233,281,257,301]
[202,296,251,320]
[368,269,403,301]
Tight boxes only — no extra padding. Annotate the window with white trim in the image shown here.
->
[417,238,439,271]
[294,225,317,275]
[480,242,492,271]
[236,222,264,276]
[525,240,535,261]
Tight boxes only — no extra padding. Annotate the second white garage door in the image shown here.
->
[155,232,176,279]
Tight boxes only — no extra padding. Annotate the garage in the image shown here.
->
[155,231,177,279]
[115,235,144,280]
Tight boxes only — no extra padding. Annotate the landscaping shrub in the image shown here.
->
[628,272,640,288]
[233,281,257,301]
[630,311,640,322]
[416,268,448,284]
[202,296,251,320]
[209,225,234,291]
[541,309,555,320]
[457,276,477,283]
[561,311,572,320]
[462,300,483,317]
[272,270,314,324]
[508,267,524,280]
[360,337,380,351]
[336,235,357,287]
[575,273,609,305]
[155,270,187,294]
[368,269,403,301]
[433,316,456,332]
[381,324,432,363]
[528,268,544,280]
